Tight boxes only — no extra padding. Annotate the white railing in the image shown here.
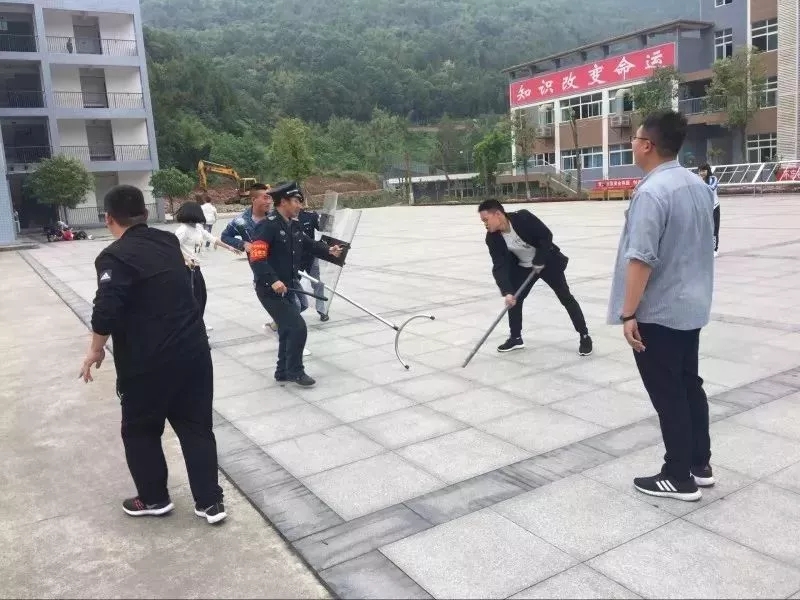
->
[692,160,800,187]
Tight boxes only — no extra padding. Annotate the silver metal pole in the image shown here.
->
[300,271,398,331]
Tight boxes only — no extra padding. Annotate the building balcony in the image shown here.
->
[679,96,711,115]
[61,144,149,162]
[0,89,44,108]
[5,145,52,166]
[53,91,144,110]
[46,36,137,57]
[0,33,37,53]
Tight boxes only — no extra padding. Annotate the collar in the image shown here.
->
[639,159,681,186]
[120,222,147,237]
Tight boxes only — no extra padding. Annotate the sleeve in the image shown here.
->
[90,253,134,336]
[623,191,666,268]
[487,235,514,296]
[302,233,331,259]
[249,222,280,285]
[708,176,719,192]
[198,224,216,244]
[518,211,554,267]
[220,219,245,251]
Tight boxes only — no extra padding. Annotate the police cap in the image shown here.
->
[266,181,304,202]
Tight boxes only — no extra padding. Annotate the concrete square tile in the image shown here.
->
[685,483,800,568]
[453,356,535,386]
[510,565,641,599]
[320,551,432,599]
[767,461,800,495]
[214,388,303,421]
[397,429,530,484]
[731,398,800,441]
[389,373,475,403]
[489,344,584,371]
[481,408,606,455]
[317,388,417,423]
[582,417,663,457]
[265,426,384,478]
[496,475,671,561]
[428,388,534,426]
[710,420,800,478]
[213,372,271,399]
[589,519,800,599]
[381,509,576,599]
[325,347,396,369]
[552,388,654,429]
[235,403,340,446]
[358,361,436,386]
[499,373,596,405]
[302,453,444,520]
[351,406,466,449]
[698,357,774,388]
[556,357,637,386]
[290,374,373,403]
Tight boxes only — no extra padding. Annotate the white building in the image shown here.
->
[0,0,159,244]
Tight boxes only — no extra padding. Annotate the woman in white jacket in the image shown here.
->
[174,201,241,328]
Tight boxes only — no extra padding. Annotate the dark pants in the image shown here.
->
[188,266,207,318]
[118,351,222,508]
[633,322,711,481]
[713,205,720,251]
[203,223,213,247]
[256,285,307,378]
[508,263,588,338]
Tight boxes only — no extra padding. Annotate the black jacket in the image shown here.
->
[91,224,208,380]
[486,209,568,295]
[248,212,330,286]
[297,210,321,272]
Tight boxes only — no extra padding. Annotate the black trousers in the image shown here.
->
[713,205,720,251]
[118,350,222,508]
[256,285,307,377]
[507,263,588,338]
[188,266,207,318]
[633,322,711,481]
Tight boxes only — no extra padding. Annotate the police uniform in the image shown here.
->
[296,208,328,317]
[248,182,332,385]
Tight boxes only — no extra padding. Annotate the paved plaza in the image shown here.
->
[6,195,800,598]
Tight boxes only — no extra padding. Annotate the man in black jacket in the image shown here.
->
[79,185,226,524]
[478,199,592,356]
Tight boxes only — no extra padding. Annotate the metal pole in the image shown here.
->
[300,271,398,331]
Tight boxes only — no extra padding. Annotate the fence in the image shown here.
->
[53,91,144,110]
[46,36,137,56]
[0,34,37,52]
[0,90,45,108]
[60,144,150,162]
[64,203,159,228]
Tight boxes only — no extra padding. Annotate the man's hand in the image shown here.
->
[272,280,287,295]
[504,294,516,308]
[243,242,253,254]
[328,245,343,258]
[79,347,106,383]
[623,318,646,353]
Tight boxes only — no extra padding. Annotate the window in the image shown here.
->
[530,152,555,166]
[560,93,602,121]
[608,90,635,114]
[609,143,634,166]
[761,76,777,107]
[562,147,603,170]
[746,133,777,162]
[715,28,733,60]
[715,0,732,6]
[752,18,778,52]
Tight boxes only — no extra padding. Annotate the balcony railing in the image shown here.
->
[0,90,45,108]
[5,145,52,164]
[61,144,150,162]
[679,95,728,116]
[53,91,145,110]
[46,36,138,57]
[0,34,37,52]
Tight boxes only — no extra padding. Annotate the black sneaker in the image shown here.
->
[498,337,525,352]
[634,473,702,502]
[319,312,330,322]
[122,496,174,517]
[579,334,593,356]
[691,465,715,487]
[291,372,316,387]
[274,372,288,384]
[195,502,227,524]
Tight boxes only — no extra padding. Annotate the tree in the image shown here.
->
[566,107,583,196]
[706,46,767,161]
[210,132,269,179]
[150,167,195,214]
[360,108,408,174]
[269,117,314,183]
[632,66,682,119]
[473,122,511,195]
[511,108,538,200]
[26,155,93,219]
[432,114,460,195]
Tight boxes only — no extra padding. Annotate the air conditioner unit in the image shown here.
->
[535,125,554,137]
[610,114,632,128]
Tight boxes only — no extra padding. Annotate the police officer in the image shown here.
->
[79,185,226,524]
[249,181,342,387]
[297,196,330,321]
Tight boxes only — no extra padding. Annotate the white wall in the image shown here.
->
[57,119,88,146]
[118,171,154,204]
[104,67,141,94]
[98,13,135,41]
[110,119,147,145]
[42,10,74,38]
[50,66,81,92]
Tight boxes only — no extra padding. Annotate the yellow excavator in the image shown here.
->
[197,160,259,203]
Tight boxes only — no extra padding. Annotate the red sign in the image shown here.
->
[510,42,676,108]
[593,178,641,190]
[776,167,800,181]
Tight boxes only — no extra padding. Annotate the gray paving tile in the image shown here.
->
[427,387,534,426]
[405,470,532,526]
[250,479,344,541]
[265,426,384,478]
[290,374,374,403]
[217,445,295,494]
[499,373,596,405]
[389,372,475,403]
[698,357,775,388]
[212,421,258,457]
[714,387,778,409]
[731,397,800,441]
[397,429,531,484]
[552,388,654,429]
[510,565,641,599]
[707,400,745,422]
[767,368,800,389]
[214,388,304,421]
[589,520,800,599]
[381,509,576,599]
[235,404,340,446]
[481,407,606,455]
[766,461,800,495]
[555,357,636,386]
[294,505,432,571]
[320,551,432,599]
[500,443,615,488]
[582,417,663,457]
[351,406,466,449]
[685,483,800,569]
[317,388,417,423]
[710,420,800,478]
[454,356,536,386]
[496,475,672,561]
[214,372,272,399]
[303,453,444,521]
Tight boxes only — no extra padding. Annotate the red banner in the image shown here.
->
[776,166,800,181]
[593,178,641,190]
[510,42,676,108]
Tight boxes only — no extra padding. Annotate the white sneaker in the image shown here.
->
[714,250,719,258]
[303,347,311,357]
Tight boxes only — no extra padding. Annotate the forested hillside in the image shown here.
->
[141,0,696,177]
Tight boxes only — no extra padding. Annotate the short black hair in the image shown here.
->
[640,110,688,158]
[174,201,206,224]
[478,199,505,213]
[104,185,147,227]
[698,162,713,173]
[250,183,269,192]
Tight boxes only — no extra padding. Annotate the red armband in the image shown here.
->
[249,240,269,262]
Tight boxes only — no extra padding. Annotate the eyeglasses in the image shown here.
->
[630,135,655,146]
